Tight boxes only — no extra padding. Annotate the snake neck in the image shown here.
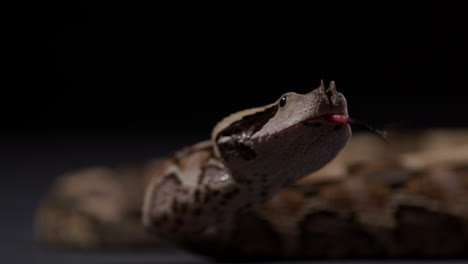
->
[141,143,275,242]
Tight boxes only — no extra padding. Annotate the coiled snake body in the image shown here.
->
[35,82,468,259]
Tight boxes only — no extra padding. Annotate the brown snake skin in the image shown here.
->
[35,129,468,259]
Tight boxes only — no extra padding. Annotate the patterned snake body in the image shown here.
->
[35,83,468,259]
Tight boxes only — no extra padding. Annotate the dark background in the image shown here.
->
[3,1,468,137]
[2,1,468,263]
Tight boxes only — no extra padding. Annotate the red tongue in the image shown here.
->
[322,114,351,124]
[323,115,389,141]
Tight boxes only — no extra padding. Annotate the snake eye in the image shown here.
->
[279,96,287,107]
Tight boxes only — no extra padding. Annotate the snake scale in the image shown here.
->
[35,82,468,259]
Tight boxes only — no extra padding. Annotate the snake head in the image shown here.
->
[213,81,351,196]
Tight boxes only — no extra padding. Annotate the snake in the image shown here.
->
[35,82,468,259]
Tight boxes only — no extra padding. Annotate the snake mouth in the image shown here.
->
[305,114,350,126]
[307,114,388,141]
[317,114,351,125]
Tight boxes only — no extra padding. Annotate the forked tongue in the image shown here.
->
[323,114,389,141]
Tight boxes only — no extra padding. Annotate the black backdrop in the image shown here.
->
[3,1,468,137]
